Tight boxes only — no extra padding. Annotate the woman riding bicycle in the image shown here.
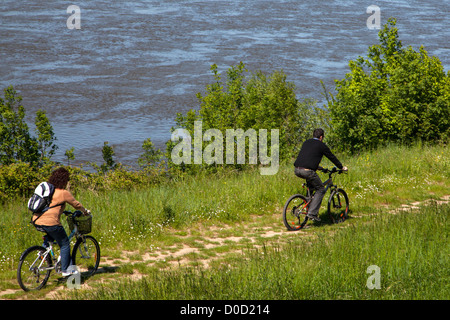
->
[294,129,347,222]
[31,167,90,277]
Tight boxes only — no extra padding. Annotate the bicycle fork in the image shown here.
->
[292,199,311,229]
[77,238,92,259]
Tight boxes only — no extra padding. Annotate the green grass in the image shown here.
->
[67,203,449,300]
[0,142,448,299]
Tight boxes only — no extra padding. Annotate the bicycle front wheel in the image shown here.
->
[17,246,52,291]
[327,188,349,224]
[283,194,309,231]
[72,235,100,278]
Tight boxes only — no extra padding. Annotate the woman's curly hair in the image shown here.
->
[48,167,70,189]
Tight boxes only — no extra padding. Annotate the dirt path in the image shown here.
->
[2,195,448,300]
[1,211,306,299]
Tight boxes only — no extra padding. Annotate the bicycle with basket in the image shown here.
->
[17,210,100,291]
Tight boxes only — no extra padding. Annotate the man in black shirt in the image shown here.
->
[294,129,347,221]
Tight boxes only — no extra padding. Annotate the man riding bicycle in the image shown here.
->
[294,129,347,222]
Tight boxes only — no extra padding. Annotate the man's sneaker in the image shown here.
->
[62,269,79,277]
[307,213,321,222]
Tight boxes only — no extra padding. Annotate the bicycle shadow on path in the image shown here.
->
[95,265,120,275]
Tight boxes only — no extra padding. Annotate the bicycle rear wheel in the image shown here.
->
[283,194,309,231]
[17,246,52,291]
[72,235,100,278]
[327,188,349,223]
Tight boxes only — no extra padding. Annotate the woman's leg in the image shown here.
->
[42,225,71,272]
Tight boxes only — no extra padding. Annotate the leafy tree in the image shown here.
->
[65,147,75,166]
[328,18,449,153]
[138,138,162,169]
[0,86,39,165]
[167,62,314,173]
[0,86,59,166]
[101,141,116,172]
[242,68,308,160]
[35,109,58,165]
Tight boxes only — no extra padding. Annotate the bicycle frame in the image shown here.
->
[28,222,80,274]
[26,246,54,273]
[303,170,338,202]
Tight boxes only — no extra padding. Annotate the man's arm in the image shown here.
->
[322,143,343,169]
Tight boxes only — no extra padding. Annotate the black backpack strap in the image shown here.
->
[47,203,64,210]
[30,203,64,228]
[30,212,43,229]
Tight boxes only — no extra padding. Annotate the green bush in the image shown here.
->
[0,162,167,203]
[166,62,321,174]
[0,162,53,202]
[328,18,449,153]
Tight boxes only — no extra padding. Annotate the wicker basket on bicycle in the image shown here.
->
[67,211,92,234]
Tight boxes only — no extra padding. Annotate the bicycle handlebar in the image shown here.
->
[319,167,347,174]
[63,210,92,217]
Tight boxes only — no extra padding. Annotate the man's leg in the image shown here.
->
[306,171,325,220]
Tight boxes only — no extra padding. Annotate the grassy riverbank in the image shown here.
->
[69,203,449,300]
[0,143,448,299]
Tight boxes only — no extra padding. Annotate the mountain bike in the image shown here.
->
[283,167,349,231]
[17,211,100,291]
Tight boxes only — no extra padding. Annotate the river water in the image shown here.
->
[1,0,448,166]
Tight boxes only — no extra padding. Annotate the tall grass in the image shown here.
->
[74,142,448,248]
[70,203,449,300]
[0,143,448,298]
[1,143,448,256]
[328,142,449,210]
[72,165,296,251]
